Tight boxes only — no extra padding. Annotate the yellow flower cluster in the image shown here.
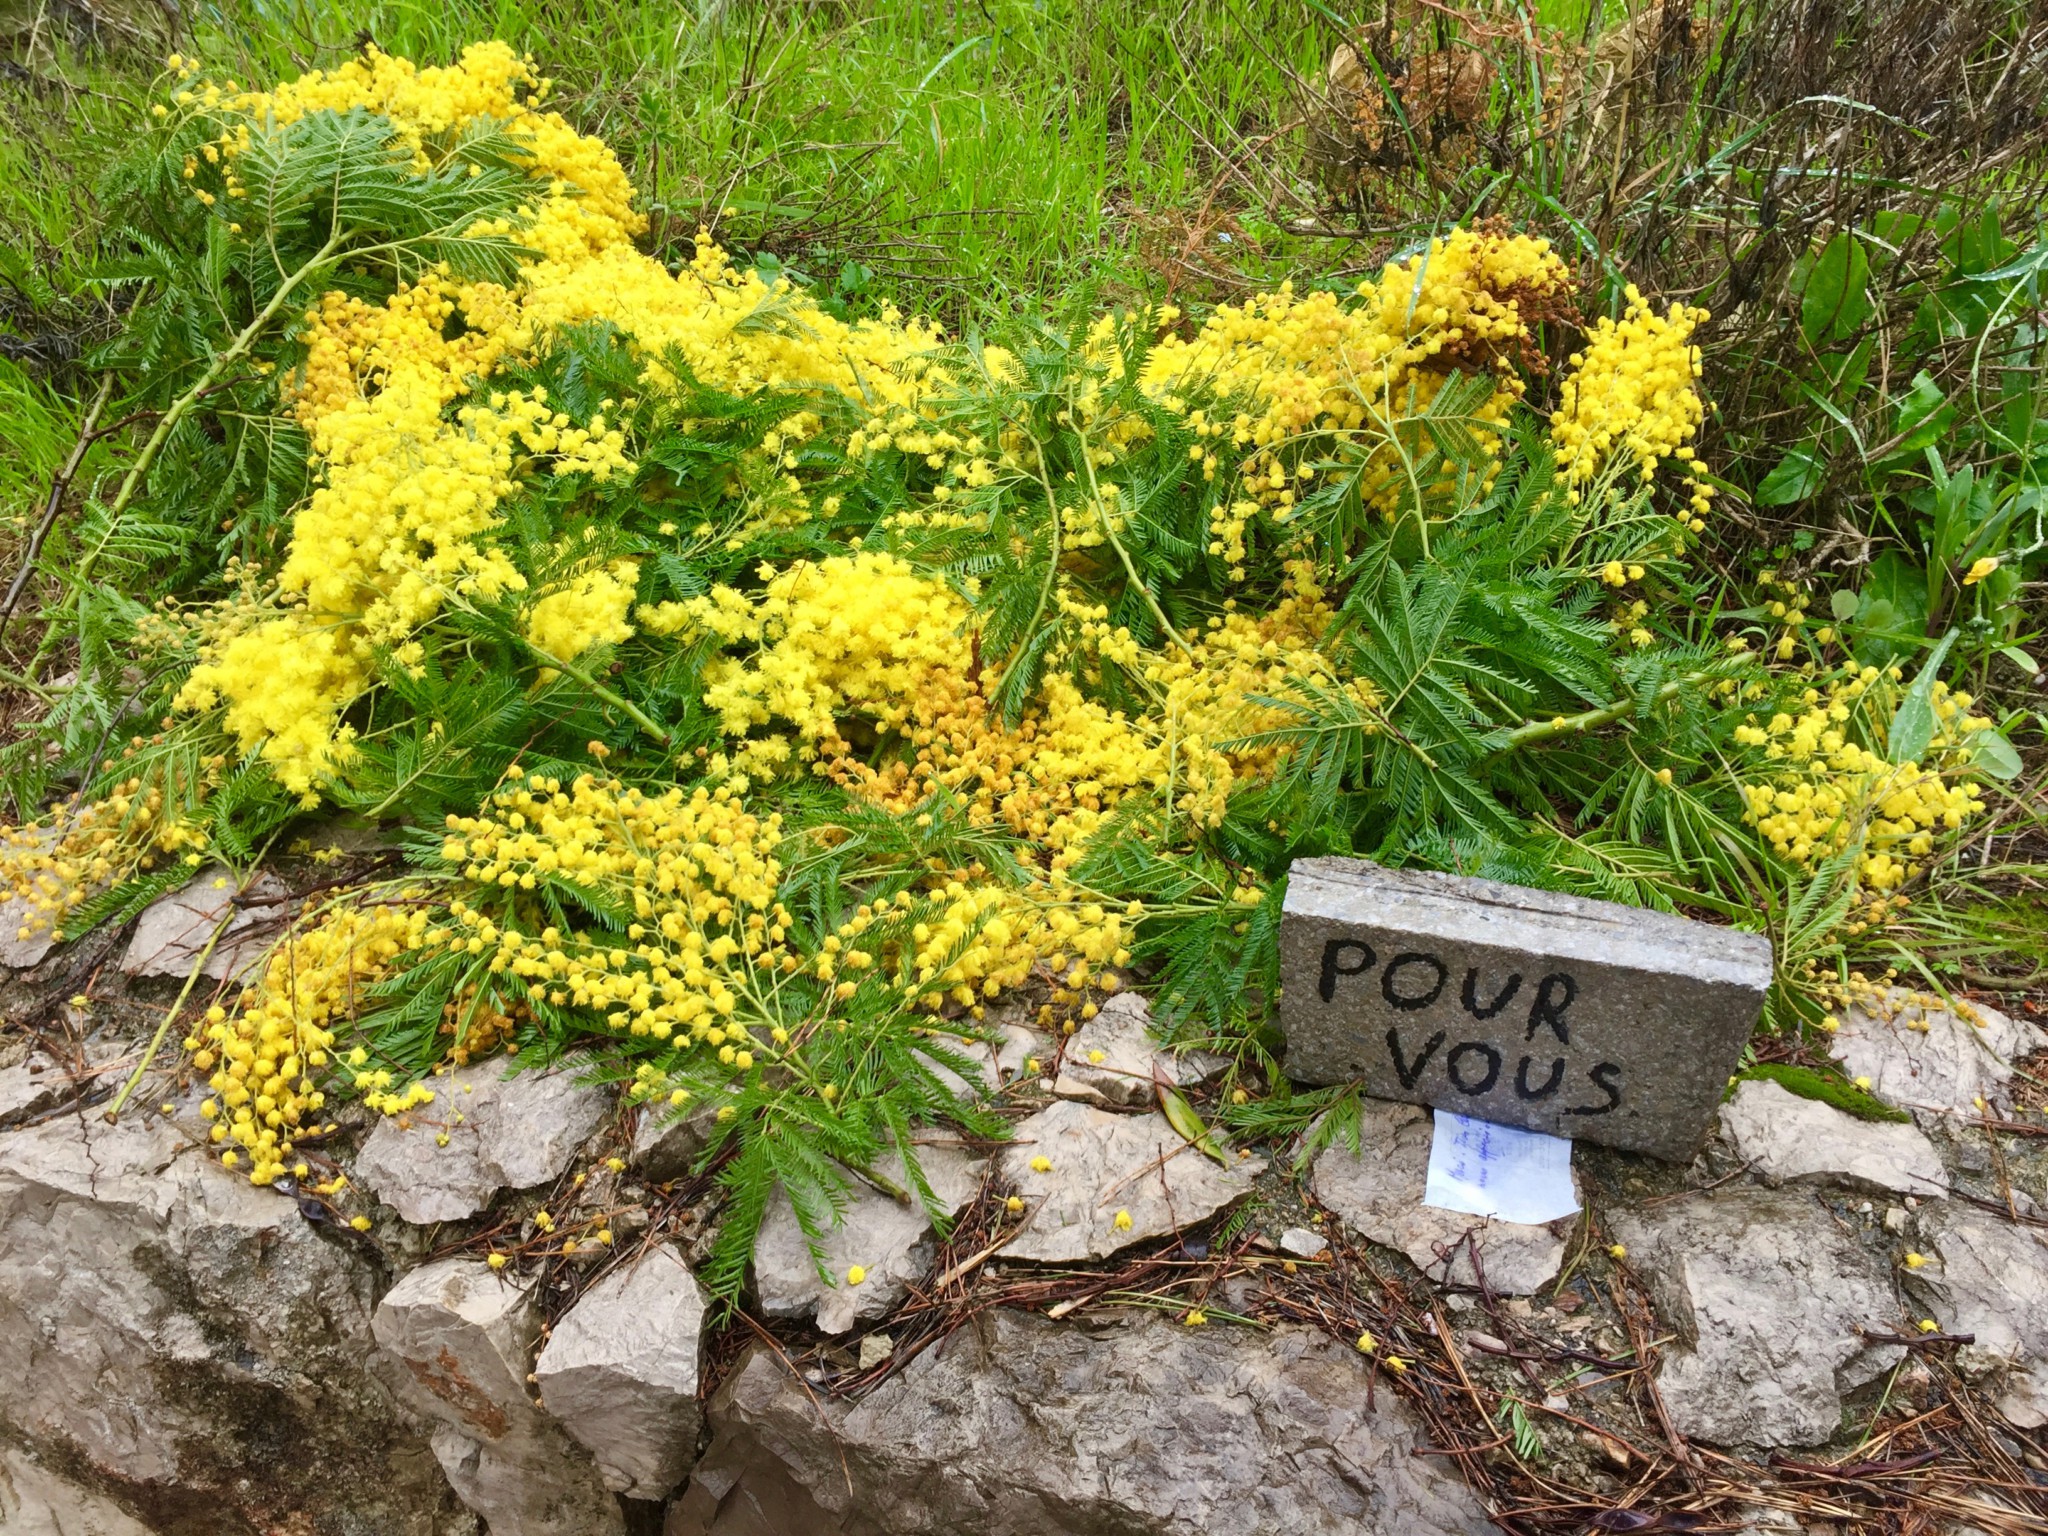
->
[691,556,1370,858]
[436,774,819,1056]
[440,771,786,1042]
[1139,228,1573,574]
[663,557,1378,1007]
[1147,567,1380,814]
[1756,569,1825,661]
[633,552,1387,1015]
[171,43,947,795]
[1735,665,1990,893]
[1142,229,1569,450]
[435,766,1125,1034]
[0,783,210,942]
[194,900,432,1184]
[1549,286,1713,525]
[686,552,973,765]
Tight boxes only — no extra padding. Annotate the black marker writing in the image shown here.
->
[1514,1054,1566,1100]
[1381,952,1448,1011]
[1461,967,1522,1019]
[1565,1062,1623,1116]
[1446,1041,1502,1095]
[1319,940,1375,1002]
[1385,1028,1446,1090]
[1525,972,1576,1044]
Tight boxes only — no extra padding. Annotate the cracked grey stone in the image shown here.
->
[0,1443,153,1536]
[666,1308,1494,1536]
[537,1243,708,1500]
[1913,1204,2048,1429]
[0,920,56,969]
[1608,1187,1903,1448]
[354,1059,611,1224]
[1001,1099,1259,1264]
[1278,857,1772,1160]
[0,1037,134,1129]
[120,865,294,982]
[0,1059,65,1125]
[631,1090,729,1184]
[0,1109,459,1531]
[374,1257,622,1536]
[753,1139,984,1333]
[1279,1227,1329,1259]
[1831,987,2046,1123]
[1718,1079,1948,1197]
[1309,1100,1574,1294]
[1052,991,1224,1109]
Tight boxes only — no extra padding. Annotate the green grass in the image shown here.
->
[0,0,1354,559]
[1,1,1347,330]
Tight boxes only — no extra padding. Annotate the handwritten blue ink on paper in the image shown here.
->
[1422,1109,1579,1225]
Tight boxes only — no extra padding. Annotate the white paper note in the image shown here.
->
[1423,1110,1580,1225]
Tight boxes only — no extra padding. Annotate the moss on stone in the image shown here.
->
[1732,1062,1912,1124]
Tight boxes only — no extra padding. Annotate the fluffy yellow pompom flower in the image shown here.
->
[524,560,641,665]
[1549,285,1711,521]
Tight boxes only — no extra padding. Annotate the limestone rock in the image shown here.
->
[0,1443,153,1536]
[1001,1099,1258,1264]
[1279,1226,1329,1259]
[1831,987,2046,1122]
[1052,992,1223,1109]
[632,1091,728,1184]
[920,1014,1041,1102]
[1309,1100,1574,1294]
[0,917,56,970]
[374,1257,623,1536]
[374,1258,542,1436]
[0,1037,134,1129]
[667,1308,1494,1536]
[1914,1204,2048,1429]
[0,1109,460,1531]
[1608,1187,1903,1448]
[120,865,294,982]
[1718,1079,1947,1197]
[355,1059,611,1224]
[537,1244,709,1499]
[0,1058,65,1125]
[753,1140,984,1333]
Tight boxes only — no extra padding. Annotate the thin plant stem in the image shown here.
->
[104,904,235,1124]
[1492,670,1721,755]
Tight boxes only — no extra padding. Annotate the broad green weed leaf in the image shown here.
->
[1887,628,1958,765]
[1801,233,1872,346]
[1757,447,1825,506]
[1892,371,1950,455]
[1968,728,2023,782]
